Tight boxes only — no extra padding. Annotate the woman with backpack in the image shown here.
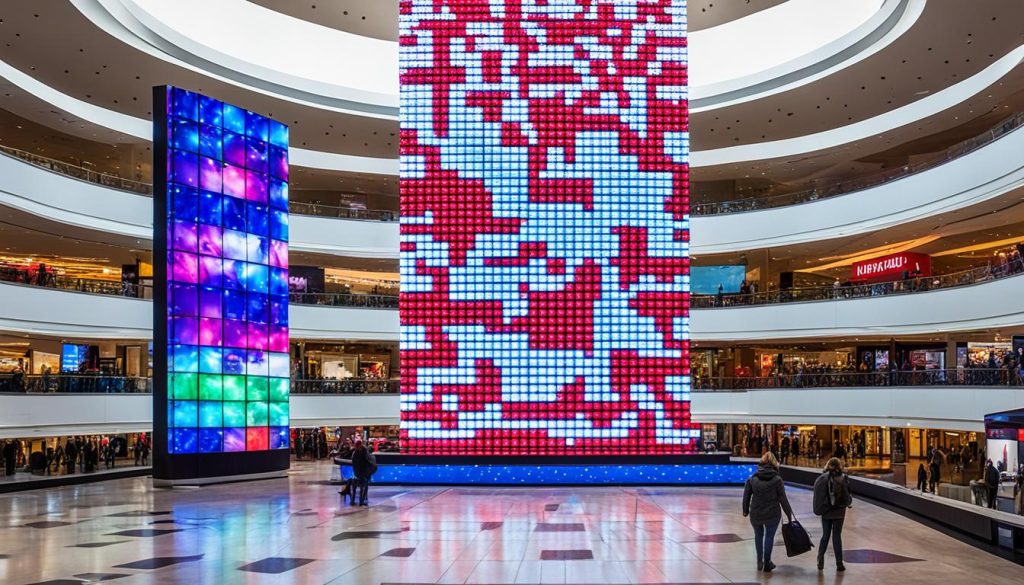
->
[742,452,794,573]
[813,457,853,572]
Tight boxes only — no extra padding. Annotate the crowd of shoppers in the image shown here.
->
[1,435,150,478]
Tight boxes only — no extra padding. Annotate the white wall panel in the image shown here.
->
[0,393,398,439]
[2,274,1022,342]
[690,273,1024,341]
[691,386,1024,431]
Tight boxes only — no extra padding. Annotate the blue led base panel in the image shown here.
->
[152,86,290,484]
[341,463,755,486]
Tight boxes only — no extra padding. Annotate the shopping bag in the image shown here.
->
[781,520,814,557]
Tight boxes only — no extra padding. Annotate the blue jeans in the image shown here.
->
[819,517,844,564]
[752,519,780,565]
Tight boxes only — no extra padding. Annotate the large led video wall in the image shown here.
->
[398,0,696,455]
[153,86,290,481]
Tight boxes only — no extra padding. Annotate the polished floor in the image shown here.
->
[0,461,1019,584]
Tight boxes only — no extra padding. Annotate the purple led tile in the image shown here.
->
[172,221,198,252]
[198,225,223,257]
[171,252,199,284]
[199,318,223,347]
[245,170,268,203]
[199,156,222,192]
[199,256,223,288]
[222,164,246,198]
[224,320,247,349]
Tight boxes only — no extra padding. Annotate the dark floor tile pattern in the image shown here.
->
[113,554,204,569]
[544,503,560,511]
[535,522,585,532]
[25,580,85,585]
[689,533,745,543]
[105,511,171,518]
[540,549,593,560]
[238,557,315,574]
[23,521,74,529]
[69,541,128,548]
[843,549,924,563]
[381,548,417,558]
[331,529,408,541]
[72,573,130,581]
[480,521,503,530]
[106,529,183,537]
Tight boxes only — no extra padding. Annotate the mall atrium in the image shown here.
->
[0,0,1022,583]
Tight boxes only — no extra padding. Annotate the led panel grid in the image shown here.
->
[398,0,696,455]
[160,87,290,455]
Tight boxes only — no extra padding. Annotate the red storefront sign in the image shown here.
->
[850,252,931,283]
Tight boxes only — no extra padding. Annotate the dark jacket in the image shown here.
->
[813,471,851,520]
[985,464,1000,488]
[742,464,793,525]
[351,448,376,479]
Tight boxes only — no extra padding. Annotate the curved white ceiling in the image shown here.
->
[0,58,399,176]
[77,0,910,117]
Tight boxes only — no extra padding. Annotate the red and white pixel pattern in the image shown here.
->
[399,0,695,455]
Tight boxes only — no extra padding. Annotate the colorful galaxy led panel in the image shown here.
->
[158,87,290,455]
[398,0,696,455]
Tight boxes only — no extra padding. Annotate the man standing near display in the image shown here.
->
[984,459,1001,509]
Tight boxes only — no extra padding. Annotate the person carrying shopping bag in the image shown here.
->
[813,457,853,572]
[742,452,794,573]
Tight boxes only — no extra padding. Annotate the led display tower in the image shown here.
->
[399,0,696,456]
[153,86,290,484]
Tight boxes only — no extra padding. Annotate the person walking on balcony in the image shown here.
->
[742,452,794,573]
[814,457,852,572]
[916,462,928,492]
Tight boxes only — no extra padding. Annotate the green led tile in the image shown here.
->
[246,401,269,427]
[223,375,245,401]
[172,373,199,400]
[199,401,223,428]
[269,402,289,427]
[223,401,246,427]
[199,374,223,400]
[269,377,289,402]
[246,376,268,401]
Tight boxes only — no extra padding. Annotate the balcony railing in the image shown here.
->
[693,368,1024,391]
[691,112,1024,215]
[0,375,398,395]
[291,379,399,394]
[6,112,1024,220]
[0,143,152,195]
[692,258,1024,308]
[0,375,151,394]
[4,256,1023,311]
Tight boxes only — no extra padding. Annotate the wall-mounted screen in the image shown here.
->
[153,86,289,482]
[690,265,747,295]
[398,0,696,455]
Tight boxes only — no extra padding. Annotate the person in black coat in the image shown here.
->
[2,440,16,476]
[813,457,853,572]
[742,452,793,573]
[350,441,376,506]
[984,459,1000,509]
[916,462,928,492]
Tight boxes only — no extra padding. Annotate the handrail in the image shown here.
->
[0,143,152,195]
[5,112,1024,219]
[693,257,1024,308]
[3,255,1024,310]
[0,375,151,394]
[693,368,1023,391]
[0,375,398,395]
[692,111,1024,215]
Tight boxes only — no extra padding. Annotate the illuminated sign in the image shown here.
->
[153,86,290,482]
[851,252,931,283]
[398,0,696,455]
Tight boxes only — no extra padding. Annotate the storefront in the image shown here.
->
[295,342,397,380]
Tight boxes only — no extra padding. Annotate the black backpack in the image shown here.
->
[828,473,852,508]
